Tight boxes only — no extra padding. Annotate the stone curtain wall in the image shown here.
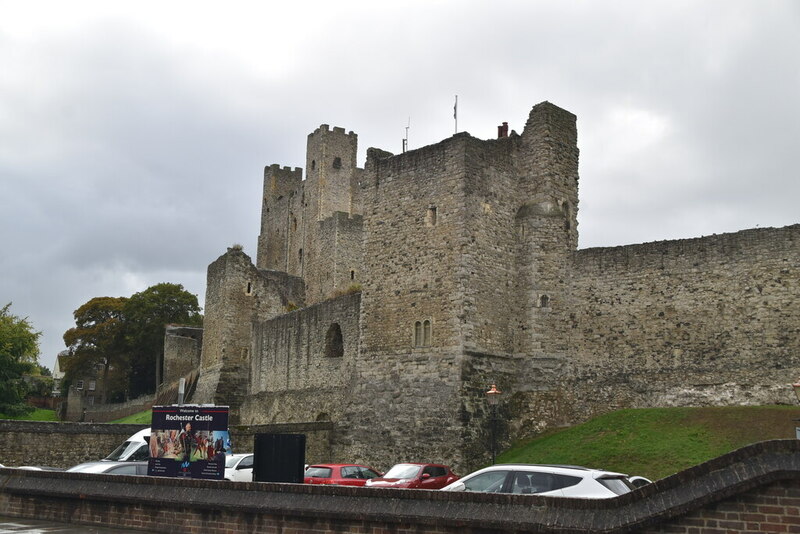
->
[0,422,145,468]
[80,394,155,423]
[249,292,360,396]
[4,440,800,534]
[0,421,332,469]
[161,326,202,386]
[559,225,800,423]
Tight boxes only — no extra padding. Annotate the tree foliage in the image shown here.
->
[62,283,202,401]
[62,297,128,403]
[0,303,41,416]
[124,283,202,397]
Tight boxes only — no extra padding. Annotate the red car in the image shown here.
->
[365,463,459,490]
[304,464,383,486]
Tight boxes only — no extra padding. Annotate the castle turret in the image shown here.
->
[305,125,358,220]
[514,102,579,356]
[257,165,303,272]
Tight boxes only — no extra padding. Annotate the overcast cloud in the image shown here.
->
[2,1,798,371]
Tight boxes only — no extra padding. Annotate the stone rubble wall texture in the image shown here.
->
[191,100,799,472]
[0,422,147,468]
[161,326,203,386]
[0,421,332,469]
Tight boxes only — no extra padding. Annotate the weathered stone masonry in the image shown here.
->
[185,101,799,472]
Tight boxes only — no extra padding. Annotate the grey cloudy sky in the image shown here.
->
[2,1,798,372]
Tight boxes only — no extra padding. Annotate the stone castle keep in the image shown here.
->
[181,101,799,471]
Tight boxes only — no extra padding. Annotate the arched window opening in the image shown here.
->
[539,295,550,308]
[333,157,342,169]
[426,206,438,227]
[245,282,253,295]
[299,248,303,265]
[324,323,344,358]
[414,320,432,347]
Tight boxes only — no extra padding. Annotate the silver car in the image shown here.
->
[441,464,633,498]
[66,461,149,475]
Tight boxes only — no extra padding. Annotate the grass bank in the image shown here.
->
[498,405,800,480]
[0,408,57,421]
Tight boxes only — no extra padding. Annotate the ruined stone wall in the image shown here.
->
[162,326,203,386]
[256,165,303,272]
[249,292,360,397]
[207,102,799,472]
[315,212,363,300]
[511,226,800,435]
[194,247,305,420]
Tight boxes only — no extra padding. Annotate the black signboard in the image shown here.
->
[147,405,231,479]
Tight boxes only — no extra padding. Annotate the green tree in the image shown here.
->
[63,296,128,404]
[0,303,41,416]
[123,283,202,398]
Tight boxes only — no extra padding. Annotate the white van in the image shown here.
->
[103,428,151,462]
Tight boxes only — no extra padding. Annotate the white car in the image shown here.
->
[628,475,652,488]
[441,464,633,498]
[224,453,253,481]
[66,461,149,475]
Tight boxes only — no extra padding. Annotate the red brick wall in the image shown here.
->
[642,480,800,534]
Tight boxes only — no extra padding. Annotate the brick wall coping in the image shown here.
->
[2,439,800,533]
[0,421,147,435]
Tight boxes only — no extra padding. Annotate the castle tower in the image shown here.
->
[192,248,259,423]
[301,125,363,303]
[256,165,303,272]
[511,103,579,359]
[305,125,358,220]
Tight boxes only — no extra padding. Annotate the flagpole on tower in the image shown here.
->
[454,95,458,134]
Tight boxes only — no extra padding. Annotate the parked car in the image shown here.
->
[66,461,149,475]
[441,464,633,498]
[16,466,64,471]
[103,428,151,462]
[628,475,652,488]
[365,463,458,489]
[304,464,382,486]
[224,453,254,482]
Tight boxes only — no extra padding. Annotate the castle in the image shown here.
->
[178,102,799,471]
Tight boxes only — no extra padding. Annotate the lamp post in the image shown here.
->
[792,379,800,439]
[486,384,502,464]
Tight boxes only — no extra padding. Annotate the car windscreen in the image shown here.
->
[305,466,333,478]
[383,464,421,479]
[225,455,244,468]
[104,440,142,461]
[597,476,632,495]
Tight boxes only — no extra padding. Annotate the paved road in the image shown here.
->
[0,516,154,533]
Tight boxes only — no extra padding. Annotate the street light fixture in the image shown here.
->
[486,384,502,464]
[792,379,800,440]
